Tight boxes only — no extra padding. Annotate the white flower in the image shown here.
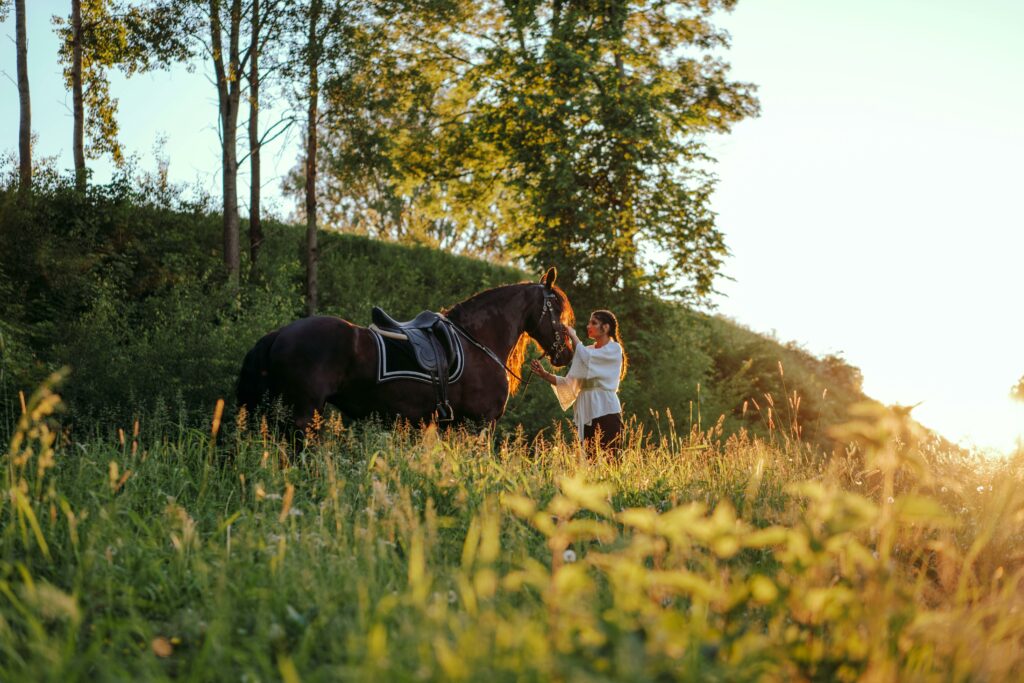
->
[887,496,894,504]
[977,486,985,493]
[563,549,577,563]
[448,590,458,605]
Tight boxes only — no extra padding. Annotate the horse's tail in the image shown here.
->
[236,330,280,414]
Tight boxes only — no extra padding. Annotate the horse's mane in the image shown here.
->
[444,281,574,395]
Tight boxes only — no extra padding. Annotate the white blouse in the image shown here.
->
[551,340,623,441]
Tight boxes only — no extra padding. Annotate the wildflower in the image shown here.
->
[151,637,173,658]
[563,549,577,563]
[448,590,458,605]
[887,497,894,504]
[977,486,985,493]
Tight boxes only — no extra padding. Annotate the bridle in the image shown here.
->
[539,288,569,362]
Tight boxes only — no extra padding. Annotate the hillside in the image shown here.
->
[6,178,1022,683]
[1,178,871,451]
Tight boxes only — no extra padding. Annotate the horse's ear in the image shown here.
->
[541,267,557,290]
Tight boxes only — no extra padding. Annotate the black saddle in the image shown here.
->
[372,308,444,332]
[371,306,457,421]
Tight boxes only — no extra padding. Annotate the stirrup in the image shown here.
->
[436,402,455,422]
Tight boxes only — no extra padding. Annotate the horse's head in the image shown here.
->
[528,267,575,367]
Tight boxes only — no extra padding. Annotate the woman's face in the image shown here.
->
[586,315,609,340]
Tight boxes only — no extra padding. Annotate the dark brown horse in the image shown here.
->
[236,268,575,431]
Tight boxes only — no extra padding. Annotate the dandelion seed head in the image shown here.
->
[563,549,577,563]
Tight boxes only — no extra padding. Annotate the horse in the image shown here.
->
[236,267,575,433]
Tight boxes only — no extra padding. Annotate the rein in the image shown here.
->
[446,318,528,384]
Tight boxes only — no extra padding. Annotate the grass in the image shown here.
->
[3,373,1024,681]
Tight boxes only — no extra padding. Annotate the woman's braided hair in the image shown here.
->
[592,310,628,380]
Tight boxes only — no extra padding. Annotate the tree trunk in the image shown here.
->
[15,0,31,193]
[72,0,85,191]
[248,0,263,274]
[304,0,320,317]
[210,0,242,286]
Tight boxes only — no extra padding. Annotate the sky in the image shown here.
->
[2,0,1022,454]
[706,0,1024,455]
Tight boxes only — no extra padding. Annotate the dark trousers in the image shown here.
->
[583,412,623,455]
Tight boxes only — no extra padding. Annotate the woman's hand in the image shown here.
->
[530,359,556,385]
[566,326,581,344]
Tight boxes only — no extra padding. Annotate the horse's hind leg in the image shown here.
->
[291,397,328,445]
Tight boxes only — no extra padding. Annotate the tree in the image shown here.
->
[71,0,85,189]
[291,0,497,256]
[282,0,352,315]
[1013,376,1024,402]
[244,0,287,275]
[303,0,322,316]
[128,0,280,282]
[468,0,759,298]
[247,0,263,270]
[208,0,245,285]
[54,1,191,189]
[11,0,32,192]
[305,0,757,300]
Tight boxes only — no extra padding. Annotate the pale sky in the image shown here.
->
[708,0,1024,454]
[2,1,1022,453]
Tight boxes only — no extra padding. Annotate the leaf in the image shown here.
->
[559,475,614,516]
[748,575,778,604]
[618,507,658,533]
[742,526,789,548]
[895,495,960,528]
[646,570,723,602]
[562,519,617,543]
[501,494,536,519]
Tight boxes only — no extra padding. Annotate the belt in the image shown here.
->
[580,378,605,390]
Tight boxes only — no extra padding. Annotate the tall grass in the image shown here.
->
[2,376,1022,681]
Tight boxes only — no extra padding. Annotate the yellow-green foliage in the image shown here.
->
[1,378,1022,681]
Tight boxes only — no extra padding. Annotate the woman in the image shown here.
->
[531,310,628,454]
